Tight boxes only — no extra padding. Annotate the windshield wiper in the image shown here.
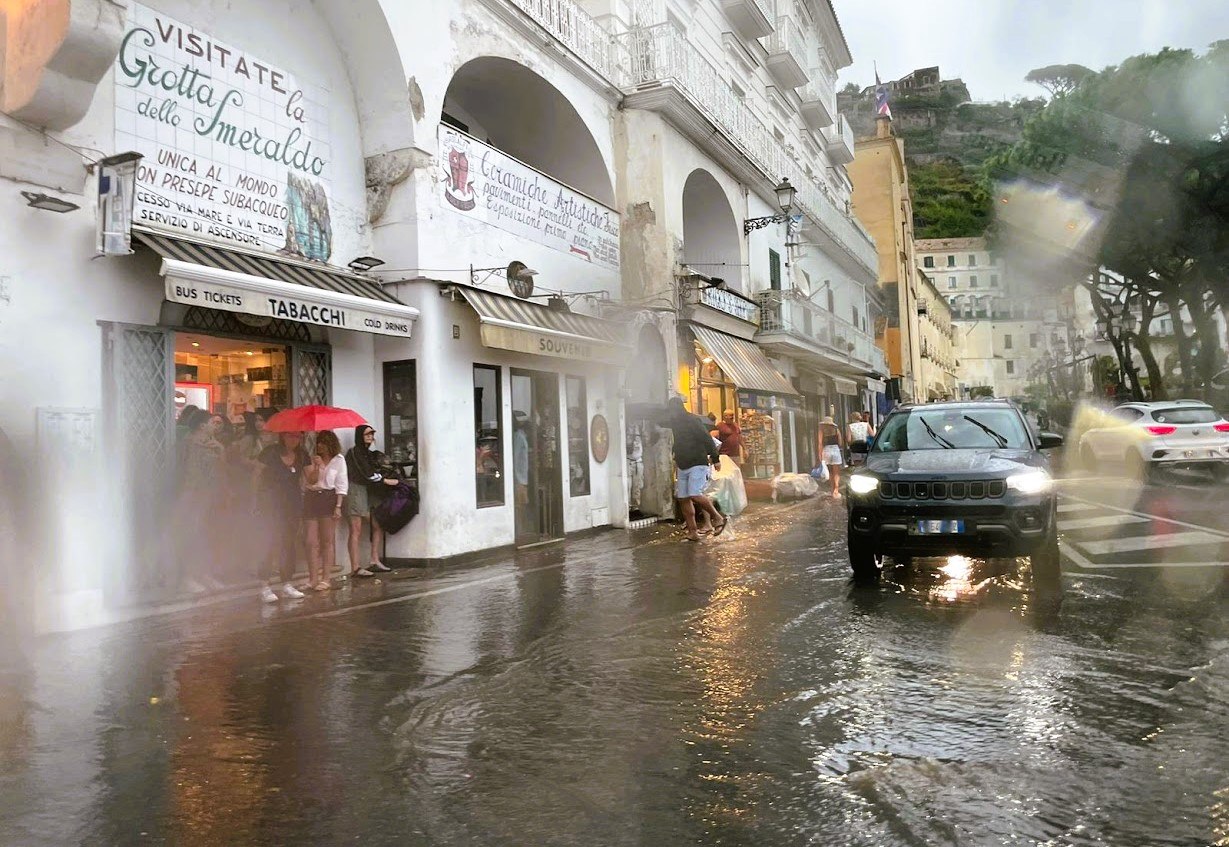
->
[919,417,955,449]
[963,415,1009,448]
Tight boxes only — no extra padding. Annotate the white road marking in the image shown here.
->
[1078,531,1228,556]
[1057,503,1100,514]
[1061,540,1229,570]
[1058,514,1149,532]
[1061,494,1229,539]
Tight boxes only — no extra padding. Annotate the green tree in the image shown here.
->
[987,48,1229,398]
[1024,64,1093,98]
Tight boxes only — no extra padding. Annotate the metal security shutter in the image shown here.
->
[104,323,175,600]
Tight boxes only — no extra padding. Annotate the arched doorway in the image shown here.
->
[627,323,668,405]
[681,169,743,290]
[442,56,614,205]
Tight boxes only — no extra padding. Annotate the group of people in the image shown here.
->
[174,407,403,602]
[816,411,876,499]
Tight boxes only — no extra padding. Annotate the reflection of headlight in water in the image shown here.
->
[940,555,973,580]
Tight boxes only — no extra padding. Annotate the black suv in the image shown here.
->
[845,400,1063,581]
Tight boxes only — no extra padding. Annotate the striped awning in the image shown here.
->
[458,286,631,365]
[136,229,418,337]
[690,325,799,397]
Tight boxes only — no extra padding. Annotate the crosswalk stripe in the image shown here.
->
[1057,503,1100,514]
[1078,531,1228,557]
[1059,515,1149,532]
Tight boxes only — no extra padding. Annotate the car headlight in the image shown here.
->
[1006,469,1052,494]
[848,473,879,495]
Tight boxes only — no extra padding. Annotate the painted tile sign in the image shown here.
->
[439,125,619,270]
[114,5,334,261]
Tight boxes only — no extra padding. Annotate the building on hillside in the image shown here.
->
[916,270,958,400]
[915,237,1065,398]
[847,117,924,403]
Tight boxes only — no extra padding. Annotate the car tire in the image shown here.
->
[847,534,881,582]
[1031,531,1061,584]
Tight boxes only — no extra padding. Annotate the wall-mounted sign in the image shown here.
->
[700,285,760,325]
[737,390,801,411]
[115,5,335,261]
[439,124,619,270]
[163,274,413,337]
[590,414,610,463]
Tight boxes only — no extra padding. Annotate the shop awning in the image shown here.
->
[457,286,631,365]
[833,377,860,396]
[137,230,419,338]
[690,325,798,397]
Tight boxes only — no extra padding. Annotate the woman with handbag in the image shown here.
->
[303,430,347,591]
[344,425,400,578]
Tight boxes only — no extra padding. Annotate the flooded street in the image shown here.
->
[2,500,1228,846]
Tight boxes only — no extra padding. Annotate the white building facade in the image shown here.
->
[1,0,875,630]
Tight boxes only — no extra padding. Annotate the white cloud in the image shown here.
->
[834,0,1229,100]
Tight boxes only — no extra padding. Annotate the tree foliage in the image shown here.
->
[989,48,1229,399]
[1024,64,1093,98]
[910,160,991,239]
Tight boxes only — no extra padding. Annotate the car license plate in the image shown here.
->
[912,519,965,535]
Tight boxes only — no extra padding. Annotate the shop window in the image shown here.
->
[174,334,289,418]
[474,364,504,507]
[383,360,419,490]
[565,376,590,496]
[769,249,782,291]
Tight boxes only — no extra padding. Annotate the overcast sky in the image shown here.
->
[833,1,1229,101]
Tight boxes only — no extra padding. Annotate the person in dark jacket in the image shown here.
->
[664,397,727,541]
[344,425,400,577]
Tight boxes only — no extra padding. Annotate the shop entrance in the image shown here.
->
[511,368,564,546]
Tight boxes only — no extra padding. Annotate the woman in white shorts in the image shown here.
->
[818,415,845,498]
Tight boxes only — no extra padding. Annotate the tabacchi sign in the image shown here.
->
[115,5,335,261]
[439,124,619,270]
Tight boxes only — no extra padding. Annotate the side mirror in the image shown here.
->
[850,440,869,455]
[1038,432,1064,449]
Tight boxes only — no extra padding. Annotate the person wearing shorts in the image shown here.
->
[663,397,726,541]
[818,415,845,499]
[344,425,400,578]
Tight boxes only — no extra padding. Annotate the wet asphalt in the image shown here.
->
[1,493,1228,847]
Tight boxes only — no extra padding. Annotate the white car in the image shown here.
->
[1078,400,1229,481]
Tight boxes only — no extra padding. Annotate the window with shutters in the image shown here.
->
[768,249,781,291]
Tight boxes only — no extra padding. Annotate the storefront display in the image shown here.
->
[173,335,289,418]
[565,376,590,496]
[739,408,778,479]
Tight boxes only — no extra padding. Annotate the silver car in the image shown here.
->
[1078,400,1229,481]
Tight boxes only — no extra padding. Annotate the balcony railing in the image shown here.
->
[761,14,809,88]
[506,0,617,80]
[756,291,885,373]
[825,114,855,165]
[799,74,835,129]
[720,0,775,38]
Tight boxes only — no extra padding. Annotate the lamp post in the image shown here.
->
[743,178,798,234]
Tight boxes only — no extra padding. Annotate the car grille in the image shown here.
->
[878,479,1007,500]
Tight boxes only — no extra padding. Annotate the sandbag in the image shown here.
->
[771,472,819,502]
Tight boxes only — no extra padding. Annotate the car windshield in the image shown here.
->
[1151,407,1218,424]
[871,408,1031,451]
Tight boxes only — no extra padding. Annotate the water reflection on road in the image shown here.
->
[1,500,1227,846]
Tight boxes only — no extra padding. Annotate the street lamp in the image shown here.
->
[743,178,797,234]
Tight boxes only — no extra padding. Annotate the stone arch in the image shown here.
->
[314,0,417,156]
[627,322,669,404]
[681,169,743,290]
[442,56,614,206]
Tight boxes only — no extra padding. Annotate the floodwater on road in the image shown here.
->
[1,501,1227,846]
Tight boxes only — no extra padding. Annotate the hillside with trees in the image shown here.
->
[840,82,1044,238]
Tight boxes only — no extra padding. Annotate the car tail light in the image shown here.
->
[1214,422,1229,433]
[1144,425,1176,436]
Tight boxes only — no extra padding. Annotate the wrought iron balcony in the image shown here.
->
[721,0,775,38]
[760,14,809,89]
[755,290,886,374]
[505,0,617,80]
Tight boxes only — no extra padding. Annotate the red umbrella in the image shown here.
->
[264,404,367,432]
